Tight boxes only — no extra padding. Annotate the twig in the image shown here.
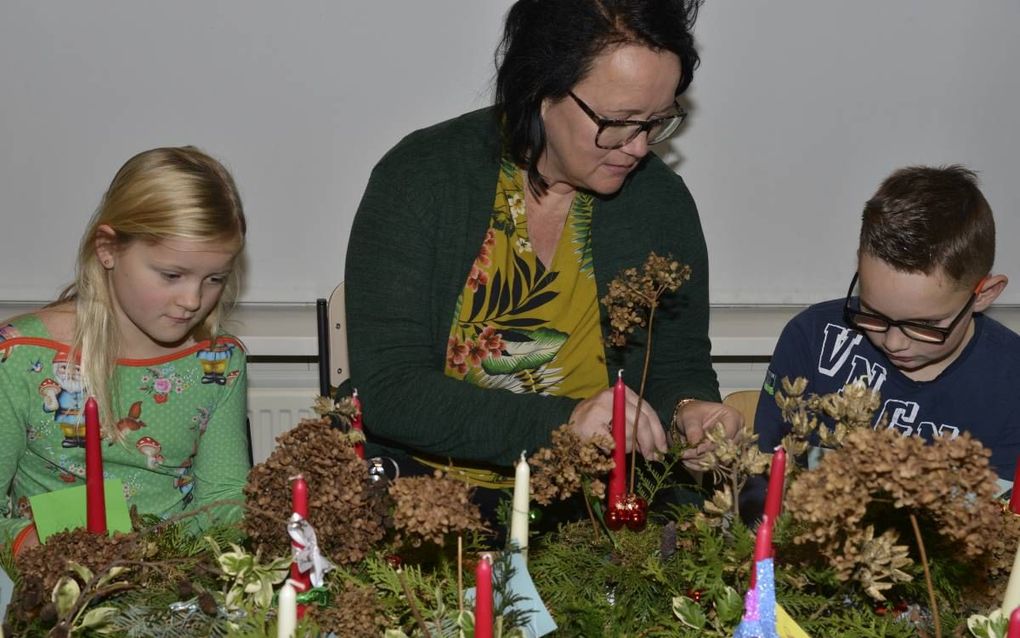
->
[629,286,663,493]
[581,489,602,543]
[397,567,433,638]
[909,513,941,638]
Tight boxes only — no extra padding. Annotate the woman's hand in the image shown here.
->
[568,386,668,461]
[674,400,743,469]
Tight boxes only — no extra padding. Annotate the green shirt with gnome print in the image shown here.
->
[0,313,250,542]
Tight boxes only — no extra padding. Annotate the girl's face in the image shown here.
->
[99,231,238,358]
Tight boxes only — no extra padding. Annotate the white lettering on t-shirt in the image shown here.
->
[845,354,887,393]
[875,400,960,440]
[818,323,864,377]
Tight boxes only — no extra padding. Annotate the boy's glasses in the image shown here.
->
[568,92,687,149]
[842,272,982,344]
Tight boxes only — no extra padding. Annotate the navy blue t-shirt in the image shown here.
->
[755,298,1020,480]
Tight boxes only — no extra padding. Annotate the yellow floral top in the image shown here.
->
[445,159,607,399]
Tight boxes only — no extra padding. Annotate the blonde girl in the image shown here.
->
[1,146,250,553]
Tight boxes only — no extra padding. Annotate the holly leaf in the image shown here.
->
[77,606,118,631]
[715,586,743,625]
[52,575,81,618]
[672,595,707,630]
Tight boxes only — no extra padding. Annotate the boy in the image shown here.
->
[755,165,1020,480]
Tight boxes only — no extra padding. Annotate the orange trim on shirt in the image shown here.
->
[11,523,36,556]
[0,335,246,367]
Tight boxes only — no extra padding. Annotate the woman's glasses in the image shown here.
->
[569,92,687,149]
[842,272,982,344]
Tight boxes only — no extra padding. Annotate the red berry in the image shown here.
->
[685,588,703,603]
[386,554,403,568]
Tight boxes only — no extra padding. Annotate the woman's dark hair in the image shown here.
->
[495,0,702,195]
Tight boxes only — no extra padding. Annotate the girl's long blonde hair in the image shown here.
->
[55,146,246,436]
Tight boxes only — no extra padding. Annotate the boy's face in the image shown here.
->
[856,254,977,378]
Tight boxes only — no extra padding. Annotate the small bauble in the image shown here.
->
[626,506,647,531]
[605,507,625,530]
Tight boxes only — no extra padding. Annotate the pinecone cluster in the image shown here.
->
[244,418,385,564]
[601,252,691,347]
[310,581,390,636]
[528,424,615,505]
[787,427,1003,599]
[388,471,486,546]
[10,528,146,627]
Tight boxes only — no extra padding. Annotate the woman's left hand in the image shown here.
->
[674,400,743,469]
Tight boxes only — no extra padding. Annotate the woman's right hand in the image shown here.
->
[568,386,668,461]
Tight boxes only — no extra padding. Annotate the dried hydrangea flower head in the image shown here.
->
[787,427,1003,600]
[601,252,691,348]
[773,377,881,457]
[244,418,385,565]
[692,415,770,524]
[312,394,364,446]
[528,424,615,505]
[388,471,486,547]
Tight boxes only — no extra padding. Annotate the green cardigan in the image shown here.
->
[345,107,719,468]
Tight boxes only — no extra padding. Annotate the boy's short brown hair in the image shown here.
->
[859,165,995,288]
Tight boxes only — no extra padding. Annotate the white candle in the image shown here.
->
[277,579,298,638]
[509,451,530,557]
[1004,540,1020,615]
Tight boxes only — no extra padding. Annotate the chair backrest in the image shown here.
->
[328,282,351,388]
[723,389,761,431]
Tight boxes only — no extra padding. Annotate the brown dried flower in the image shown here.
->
[787,427,1003,600]
[244,418,385,565]
[774,377,881,458]
[528,424,615,505]
[601,252,691,347]
[311,581,390,636]
[388,471,486,547]
[10,527,147,627]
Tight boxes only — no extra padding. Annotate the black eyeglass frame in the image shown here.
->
[842,272,982,345]
[568,91,687,150]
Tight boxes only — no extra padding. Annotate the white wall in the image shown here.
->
[2,1,1018,305]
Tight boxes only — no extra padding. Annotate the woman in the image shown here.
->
[345,0,739,475]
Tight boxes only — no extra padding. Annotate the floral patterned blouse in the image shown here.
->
[445,159,608,399]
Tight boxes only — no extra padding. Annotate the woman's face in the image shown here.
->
[538,44,682,195]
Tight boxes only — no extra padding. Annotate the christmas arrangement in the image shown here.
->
[4,253,1020,637]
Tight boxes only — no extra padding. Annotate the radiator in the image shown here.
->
[247,388,319,464]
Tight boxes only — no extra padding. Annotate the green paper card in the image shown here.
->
[29,479,133,542]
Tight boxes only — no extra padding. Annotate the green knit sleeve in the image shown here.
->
[187,339,250,529]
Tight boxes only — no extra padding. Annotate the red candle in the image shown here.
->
[474,554,494,638]
[1009,458,1020,515]
[84,397,107,534]
[289,475,311,617]
[607,370,627,507]
[352,389,365,459]
[1009,607,1020,638]
[750,514,773,589]
[763,446,787,529]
